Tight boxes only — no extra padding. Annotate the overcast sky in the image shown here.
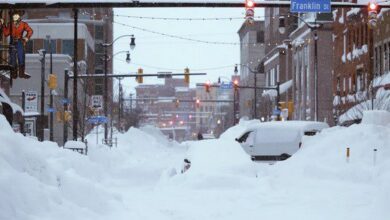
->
[113,7,264,95]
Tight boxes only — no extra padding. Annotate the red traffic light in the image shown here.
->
[246,0,255,8]
[368,2,377,11]
[205,80,211,93]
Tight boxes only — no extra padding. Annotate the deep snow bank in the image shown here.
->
[0,116,184,220]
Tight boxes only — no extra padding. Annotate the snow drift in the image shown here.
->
[1,111,390,220]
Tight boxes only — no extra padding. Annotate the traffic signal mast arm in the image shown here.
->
[66,72,206,79]
[2,1,390,9]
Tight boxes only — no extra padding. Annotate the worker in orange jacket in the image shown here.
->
[1,10,33,79]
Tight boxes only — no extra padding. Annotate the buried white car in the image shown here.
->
[235,121,329,161]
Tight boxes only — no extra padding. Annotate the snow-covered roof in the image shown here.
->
[262,80,293,98]
[175,87,190,92]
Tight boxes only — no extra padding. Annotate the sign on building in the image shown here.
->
[91,95,103,110]
[25,91,38,112]
[24,119,36,136]
[290,0,331,13]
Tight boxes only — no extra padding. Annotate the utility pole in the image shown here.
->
[118,78,123,132]
[313,19,319,121]
[47,35,54,141]
[63,69,69,145]
[39,49,46,141]
[72,8,79,141]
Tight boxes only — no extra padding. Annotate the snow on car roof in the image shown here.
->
[243,120,329,134]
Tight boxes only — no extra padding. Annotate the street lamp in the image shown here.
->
[101,34,136,143]
[235,63,263,119]
[279,14,322,121]
[38,49,46,141]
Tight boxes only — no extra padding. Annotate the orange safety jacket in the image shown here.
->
[2,21,33,41]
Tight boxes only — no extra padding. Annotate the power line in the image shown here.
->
[114,21,254,45]
[114,14,267,21]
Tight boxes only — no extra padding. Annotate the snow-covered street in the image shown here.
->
[1,113,390,220]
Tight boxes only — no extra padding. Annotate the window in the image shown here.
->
[349,77,352,92]
[62,40,74,57]
[256,31,264,43]
[356,69,364,92]
[385,43,388,72]
[94,78,104,95]
[95,43,103,54]
[276,65,280,83]
[343,77,346,92]
[95,25,104,40]
[270,68,276,86]
[336,76,340,92]
[44,39,56,53]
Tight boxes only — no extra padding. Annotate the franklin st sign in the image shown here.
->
[290,0,331,13]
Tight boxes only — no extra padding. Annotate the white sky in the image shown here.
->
[113,7,264,95]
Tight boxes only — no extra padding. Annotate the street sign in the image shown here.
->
[220,82,233,89]
[61,98,70,104]
[290,0,331,13]
[91,95,103,110]
[87,116,108,124]
[47,107,56,113]
[25,91,38,112]
[273,109,281,115]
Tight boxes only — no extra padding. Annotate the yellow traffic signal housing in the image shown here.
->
[136,68,143,83]
[48,74,58,90]
[184,67,190,84]
[64,111,72,122]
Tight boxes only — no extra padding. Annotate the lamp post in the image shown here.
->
[46,35,54,141]
[279,14,322,121]
[38,49,46,141]
[101,35,135,143]
[235,63,262,119]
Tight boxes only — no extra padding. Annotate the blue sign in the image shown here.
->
[47,107,56,113]
[273,109,281,115]
[87,116,108,124]
[62,98,70,104]
[220,82,233,89]
[290,0,331,13]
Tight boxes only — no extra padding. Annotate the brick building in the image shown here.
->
[333,8,390,124]
[135,78,196,141]
[0,8,113,143]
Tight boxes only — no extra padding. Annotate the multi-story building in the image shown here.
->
[333,8,390,125]
[0,8,113,144]
[195,75,237,137]
[135,78,196,141]
[262,8,297,120]
[289,14,334,124]
[237,21,265,119]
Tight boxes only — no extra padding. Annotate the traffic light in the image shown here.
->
[48,74,57,90]
[205,80,211,93]
[196,98,200,108]
[184,67,190,85]
[233,79,239,92]
[136,68,143,83]
[368,1,379,29]
[245,0,255,25]
[64,111,72,122]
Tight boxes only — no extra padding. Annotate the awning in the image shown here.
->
[262,79,293,98]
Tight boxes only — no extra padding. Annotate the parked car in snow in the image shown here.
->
[235,121,329,161]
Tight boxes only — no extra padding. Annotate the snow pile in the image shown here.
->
[361,110,390,126]
[1,112,390,220]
